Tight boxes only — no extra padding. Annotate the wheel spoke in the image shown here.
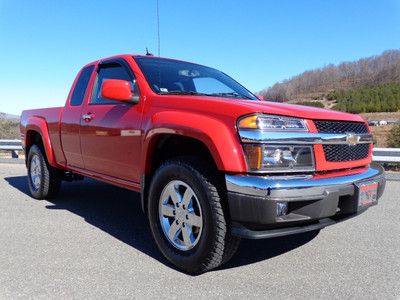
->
[31,159,36,170]
[168,221,181,241]
[161,204,175,217]
[182,188,194,208]
[166,184,180,205]
[32,174,40,189]
[181,226,192,247]
[187,213,202,228]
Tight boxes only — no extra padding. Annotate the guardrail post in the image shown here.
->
[11,150,19,159]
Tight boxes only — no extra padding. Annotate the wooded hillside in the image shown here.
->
[261,50,400,107]
[330,82,400,113]
[0,113,19,139]
[0,119,19,139]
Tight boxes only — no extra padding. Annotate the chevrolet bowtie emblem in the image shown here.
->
[346,133,360,146]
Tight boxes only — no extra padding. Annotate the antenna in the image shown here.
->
[157,0,161,56]
[145,48,154,56]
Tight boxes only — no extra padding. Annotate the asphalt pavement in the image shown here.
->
[0,163,399,299]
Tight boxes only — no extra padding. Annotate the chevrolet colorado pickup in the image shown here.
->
[20,54,386,274]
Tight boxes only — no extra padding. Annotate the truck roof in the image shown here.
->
[81,54,204,69]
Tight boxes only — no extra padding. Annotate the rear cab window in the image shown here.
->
[70,65,95,106]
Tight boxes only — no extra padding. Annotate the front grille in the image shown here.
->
[323,144,370,162]
[314,120,370,162]
[314,120,368,134]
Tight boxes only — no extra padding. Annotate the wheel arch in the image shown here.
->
[139,111,247,214]
[24,117,58,168]
[141,133,220,215]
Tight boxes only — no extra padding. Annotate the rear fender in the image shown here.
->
[25,117,58,168]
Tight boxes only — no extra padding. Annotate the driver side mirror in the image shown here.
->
[256,95,264,100]
[101,79,139,104]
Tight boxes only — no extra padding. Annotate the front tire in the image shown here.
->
[148,158,240,274]
[27,145,62,199]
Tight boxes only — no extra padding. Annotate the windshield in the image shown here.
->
[134,56,258,101]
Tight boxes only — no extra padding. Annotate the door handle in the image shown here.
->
[82,113,95,122]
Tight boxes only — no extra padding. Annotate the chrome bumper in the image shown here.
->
[225,166,386,239]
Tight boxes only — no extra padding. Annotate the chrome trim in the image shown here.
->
[225,165,385,197]
[246,167,316,174]
[82,114,94,121]
[239,130,373,145]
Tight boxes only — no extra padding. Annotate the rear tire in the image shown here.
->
[148,157,240,274]
[27,145,62,199]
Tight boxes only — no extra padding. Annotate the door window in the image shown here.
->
[91,63,138,105]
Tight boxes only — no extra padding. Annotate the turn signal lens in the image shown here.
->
[242,145,262,170]
[238,115,258,129]
[238,114,308,131]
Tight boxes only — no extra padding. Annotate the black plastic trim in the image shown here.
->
[231,211,367,239]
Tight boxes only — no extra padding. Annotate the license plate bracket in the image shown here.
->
[356,181,378,208]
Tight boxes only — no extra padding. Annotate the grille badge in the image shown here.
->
[346,133,361,146]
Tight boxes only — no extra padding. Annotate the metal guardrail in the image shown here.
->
[0,139,23,158]
[372,148,400,163]
[0,140,400,163]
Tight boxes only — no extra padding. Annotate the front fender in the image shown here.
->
[25,117,58,168]
[142,111,247,173]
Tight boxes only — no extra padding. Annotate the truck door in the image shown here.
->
[79,59,143,183]
[60,65,95,168]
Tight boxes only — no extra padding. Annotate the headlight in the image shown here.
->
[238,114,313,172]
[243,144,315,172]
[238,114,308,131]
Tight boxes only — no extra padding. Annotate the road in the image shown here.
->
[0,163,399,299]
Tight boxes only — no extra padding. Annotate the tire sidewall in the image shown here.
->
[27,145,45,199]
[148,161,219,272]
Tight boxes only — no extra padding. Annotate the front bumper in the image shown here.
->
[226,166,386,239]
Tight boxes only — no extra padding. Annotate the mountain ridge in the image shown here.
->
[0,112,20,121]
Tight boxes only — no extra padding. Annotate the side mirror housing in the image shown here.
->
[101,79,139,104]
[256,95,264,101]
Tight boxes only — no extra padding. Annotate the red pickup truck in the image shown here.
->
[20,54,386,274]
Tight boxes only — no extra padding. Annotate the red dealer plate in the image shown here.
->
[358,182,378,207]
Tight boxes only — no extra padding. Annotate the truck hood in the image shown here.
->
[231,99,365,122]
[155,95,365,123]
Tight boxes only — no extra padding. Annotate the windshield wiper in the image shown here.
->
[159,90,208,96]
[208,92,251,99]
[159,90,252,99]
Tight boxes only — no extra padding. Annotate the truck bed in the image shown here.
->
[20,107,64,166]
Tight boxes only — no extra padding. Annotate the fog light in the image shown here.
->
[276,201,288,216]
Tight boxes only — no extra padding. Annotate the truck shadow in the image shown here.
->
[5,176,319,273]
